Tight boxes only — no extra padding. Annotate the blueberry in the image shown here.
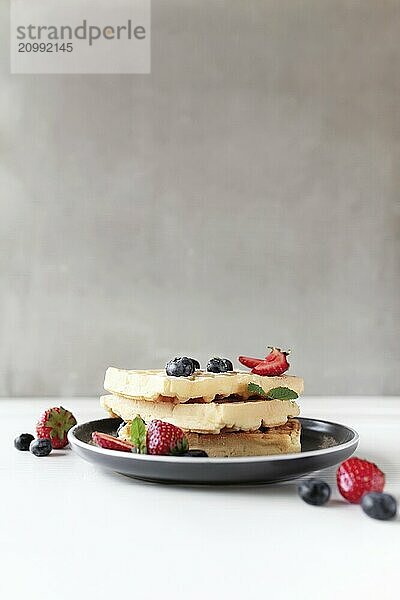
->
[190,359,200,370]
[30,438,52,457]
[361,492,397,521]
[206,357,233,373]
[298,478,331,506]
[14,433,35,451]
[166,357,195,377]
[182,449,209,457]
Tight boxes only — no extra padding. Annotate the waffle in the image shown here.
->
[118,419,301,457]
[104,367,304,404]
[101,393,300,434]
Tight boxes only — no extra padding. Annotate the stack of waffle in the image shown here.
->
[101,367,304,457]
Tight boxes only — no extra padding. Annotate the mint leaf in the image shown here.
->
[130,416,147,453]
[247,383,298,401]
[247,383,267,396]
[266,387,298,400]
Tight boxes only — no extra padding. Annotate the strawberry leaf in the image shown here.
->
[266,387,298,400]
[247,383,267,396]
[130,416,146,453]
[42,407,77,439]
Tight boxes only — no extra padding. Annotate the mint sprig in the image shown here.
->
[248,383,298,401]
[247,382,267,397]
[266,387,298,400]
[130,416,147,454]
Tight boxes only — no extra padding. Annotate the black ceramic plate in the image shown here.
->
[68,417,359,485]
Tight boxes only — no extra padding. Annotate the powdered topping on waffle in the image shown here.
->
[104,367,304,404]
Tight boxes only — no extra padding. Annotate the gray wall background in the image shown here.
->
[1,0,399,396]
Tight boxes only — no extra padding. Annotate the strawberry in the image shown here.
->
[336,458,385,504]
[146,420,189,455]
[251,347,290,376]
[238,356,264,369]
[36,406,77,449]
[92,432,135,452]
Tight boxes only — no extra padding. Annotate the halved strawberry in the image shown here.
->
[92,432,135,453]
[251,347,290,376]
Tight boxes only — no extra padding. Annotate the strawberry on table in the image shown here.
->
[36,406,77,449]
[336,457,385,504]
[146,420,188,455]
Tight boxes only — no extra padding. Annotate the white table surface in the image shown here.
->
[2,397,399,600]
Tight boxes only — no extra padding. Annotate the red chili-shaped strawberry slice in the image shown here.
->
[238,356,264,369]
[251,347,290,376]
[92,432,135,452]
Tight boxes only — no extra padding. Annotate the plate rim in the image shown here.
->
[68,416,359,464]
